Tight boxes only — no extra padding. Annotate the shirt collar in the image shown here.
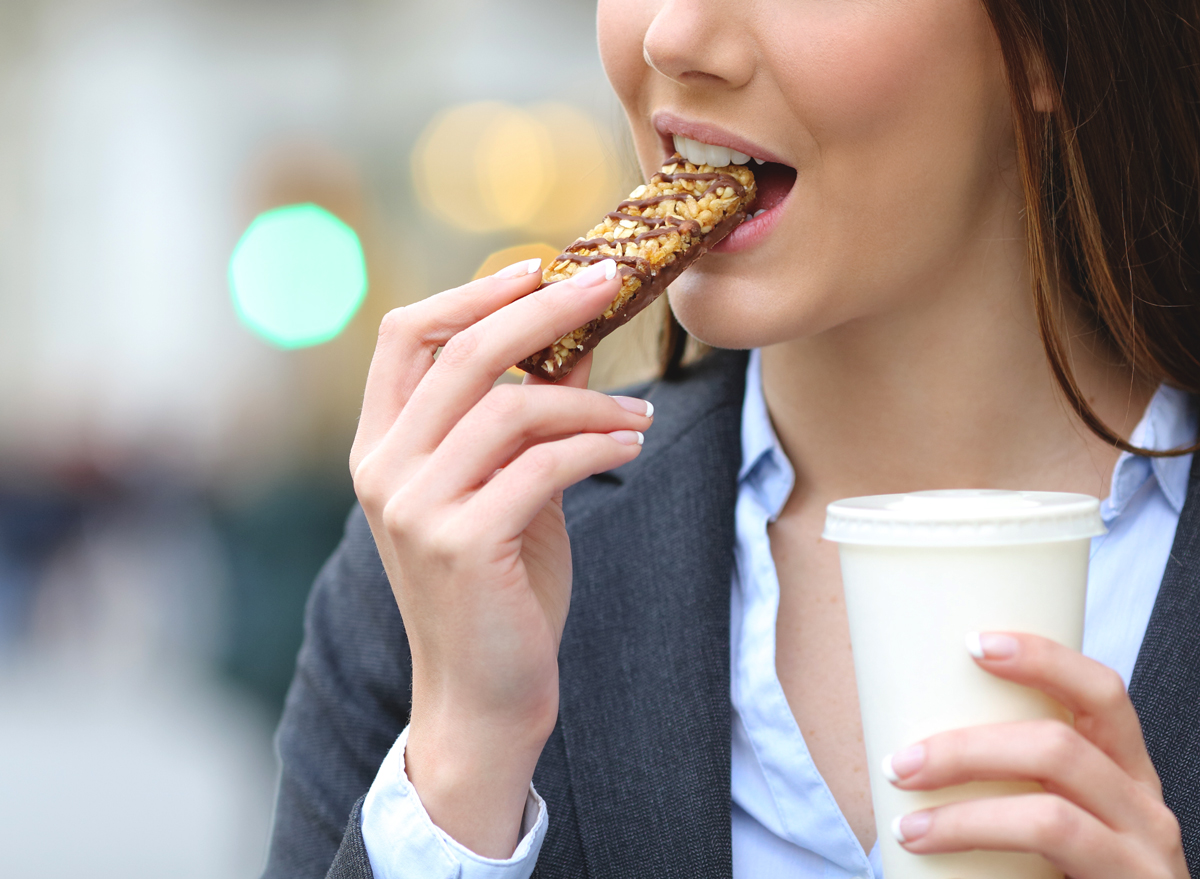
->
[739,349,795,522]
[1104,384,1197,521]
[740,349,1197,523]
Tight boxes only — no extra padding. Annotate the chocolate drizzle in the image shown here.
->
[658,163,747,196]
[562,220,704,283]
[631,222,699,243]
[567,223,700,253]
[605,212,675,226]
[557,252,654,280]
[569,236,618,251]
[517,155,754,382]
[612,167,746,217]
[616,193,687,210]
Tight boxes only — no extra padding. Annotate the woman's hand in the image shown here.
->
[349,258,653,858]
[883,633,1188,878]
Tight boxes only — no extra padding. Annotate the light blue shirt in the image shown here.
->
[361,349,1196,879]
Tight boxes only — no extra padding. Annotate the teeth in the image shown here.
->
[751,209,766,218]
[671,134,752,167]
[707,144,733,167]
[754,157,765,165]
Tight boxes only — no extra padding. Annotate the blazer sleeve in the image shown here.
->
[262,505,412,879]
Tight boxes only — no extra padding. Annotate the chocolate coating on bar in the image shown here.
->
[517,154,757,382]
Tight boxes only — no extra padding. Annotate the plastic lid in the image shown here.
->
[823,489,1105,546]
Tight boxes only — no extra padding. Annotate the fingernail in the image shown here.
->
[966,632,1018,660]
[892,811,932,844]
[611,396,653,417]
[494,257,542,279]
[881,744,925,783]
[609,430,644,446]
[573,259,618,286]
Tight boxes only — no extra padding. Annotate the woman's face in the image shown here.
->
[598,0,1020,349]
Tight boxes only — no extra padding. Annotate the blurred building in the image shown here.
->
[0,0,657,876]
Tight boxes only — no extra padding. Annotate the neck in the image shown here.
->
[760,237,1154,512]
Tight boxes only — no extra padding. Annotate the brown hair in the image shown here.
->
[663,0,1200,455]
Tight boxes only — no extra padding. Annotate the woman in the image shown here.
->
[264,1,1200,877]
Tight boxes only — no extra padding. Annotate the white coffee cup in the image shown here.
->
[823,489,1105,879]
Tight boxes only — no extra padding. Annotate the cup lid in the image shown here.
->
[823,489,1105,546]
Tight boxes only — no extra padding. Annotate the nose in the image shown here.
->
[643,0,755,90]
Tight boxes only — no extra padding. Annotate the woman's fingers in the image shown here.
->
[468,429,644,541]
[393,260,622,460]
[893,793,1139,878]
[351,259,544,471]
[416,384,653,501]
[884,720,1153,833]
[884,637,1190,877]
[968,632,1160,790]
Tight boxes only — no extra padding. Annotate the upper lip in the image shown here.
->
[652,111,790,166]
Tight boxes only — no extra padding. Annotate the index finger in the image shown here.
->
[352,259,544,471]
[389,261,621,460]
[968,631,1162,792]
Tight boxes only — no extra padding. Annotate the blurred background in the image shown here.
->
[0,1,663,875]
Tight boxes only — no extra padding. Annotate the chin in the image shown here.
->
[666,270,815,352]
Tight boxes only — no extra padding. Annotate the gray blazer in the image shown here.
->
[262,349,1200,879]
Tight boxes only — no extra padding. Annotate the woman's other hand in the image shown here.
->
[882,633,1188,877]
[349,258,653,858]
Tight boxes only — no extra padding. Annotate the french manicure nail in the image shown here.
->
[881,744,925,783]
[494,257,542,279]
[573,259,618,286]
[966,632,1018,660]
[609,430,644,446]
[892,811,932,844]
[612,396,654,417]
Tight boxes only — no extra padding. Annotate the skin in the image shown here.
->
[350,0,1188,873]
[351,259,646,858]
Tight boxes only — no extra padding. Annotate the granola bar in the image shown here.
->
[517,153,757,381]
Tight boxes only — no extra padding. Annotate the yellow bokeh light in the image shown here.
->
[413,102,551,234]
[471,243,563,281]
[412,101,622,239]
[476,111,554,227]
[522,102,617,239]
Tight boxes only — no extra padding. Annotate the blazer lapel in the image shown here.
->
[556,350,748,879]
[1129,454,1200,873]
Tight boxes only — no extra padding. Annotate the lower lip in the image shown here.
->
[711,187,790,254]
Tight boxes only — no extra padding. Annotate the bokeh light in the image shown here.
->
[229,204,368,349]
[471,242,562,281]
[413,101,621,239]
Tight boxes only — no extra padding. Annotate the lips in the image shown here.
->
[654,114,796,251]
[669,131,794,214]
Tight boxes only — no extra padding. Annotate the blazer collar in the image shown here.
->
[557,349,748,879]
[1130,451,1200,873]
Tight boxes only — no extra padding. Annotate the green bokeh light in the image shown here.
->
[229,204,367,349]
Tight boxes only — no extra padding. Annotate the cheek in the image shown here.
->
[673,1,1016,350]
[770,0,1004,139]
[808,1,1011,225]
